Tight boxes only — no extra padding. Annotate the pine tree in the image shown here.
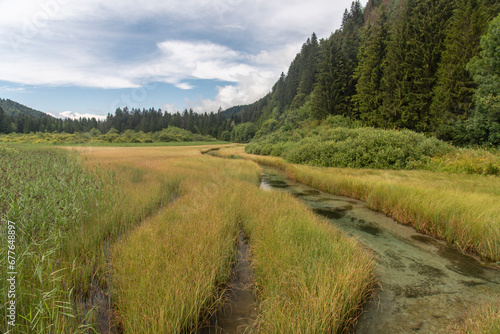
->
[340,0,364,118]
[311,33,346,119]
[0,106,6,133]
[464,13,500,145]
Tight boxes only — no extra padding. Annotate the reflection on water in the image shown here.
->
[261,167,500,334]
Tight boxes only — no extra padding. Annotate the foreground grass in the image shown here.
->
[77,146,375,333]
[455,301,500,334]
[215,147,500,262]
[238,189,374,332]
[0,144,182,332]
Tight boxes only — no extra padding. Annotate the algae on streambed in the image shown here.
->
[261,167,500,333]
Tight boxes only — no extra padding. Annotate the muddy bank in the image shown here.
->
[261,167,500,333]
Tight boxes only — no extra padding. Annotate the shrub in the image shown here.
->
[246,125,455,170]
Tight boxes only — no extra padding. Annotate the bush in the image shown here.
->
[246,124,455,170]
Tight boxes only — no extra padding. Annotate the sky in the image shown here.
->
[0,0,359,119]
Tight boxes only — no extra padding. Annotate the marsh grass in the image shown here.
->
[455,301,500,334]
[215,147,500,262]
[238,189,375,333]
[2,144,376,333]
[0,145,181,332]
[104,147,374,333]
[0,145,112,332]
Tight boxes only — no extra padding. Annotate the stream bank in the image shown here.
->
[261,166,500,333]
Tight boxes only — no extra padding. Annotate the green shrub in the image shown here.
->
[246,124,455,170]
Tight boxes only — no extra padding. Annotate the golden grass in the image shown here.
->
[74,145,375,333]
[455,301,500,334]
[215,146,500,261]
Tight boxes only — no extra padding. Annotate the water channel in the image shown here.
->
[260,166,500,333]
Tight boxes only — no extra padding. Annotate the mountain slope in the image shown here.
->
[0,98,53,119]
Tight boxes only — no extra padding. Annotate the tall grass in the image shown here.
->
[455,301,500,334]
[2,144,376,332]
[215,146,500,261]
[101,147,374,333]
[0,145,182,332]
[0,145,111,332]
[238,189,375,333]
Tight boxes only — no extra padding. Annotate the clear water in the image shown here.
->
[261,167,500,333]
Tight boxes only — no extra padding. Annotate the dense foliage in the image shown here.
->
[2,0,500,149]
[246,116,454,169]
[0,126,218,144]
[0,104,233,141]
[233,0,500,147]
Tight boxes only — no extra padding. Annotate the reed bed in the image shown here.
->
[0,145,182,332]
[100,147,374,333]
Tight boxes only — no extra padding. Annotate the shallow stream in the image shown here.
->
[261,166,500,333]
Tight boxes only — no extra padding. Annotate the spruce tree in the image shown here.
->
[310,33,346,119]
[380,0,454,132]
[464,13,500,145]
[430,0,492,138]
[353,4,389,127]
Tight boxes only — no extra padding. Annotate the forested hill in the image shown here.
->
[0,98,57,134]
[0,98,51,118]
[232,0,500,146]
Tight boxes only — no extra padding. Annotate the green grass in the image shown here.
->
[0,145,112,332]
[0,145,181,332]
[59,141,229,147]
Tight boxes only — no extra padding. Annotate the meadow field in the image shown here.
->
[1,144,375,333]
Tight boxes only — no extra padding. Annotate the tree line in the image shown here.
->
[0,106,242,141]
[2,0,499,145]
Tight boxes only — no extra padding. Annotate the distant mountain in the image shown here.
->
[0,98,54,119]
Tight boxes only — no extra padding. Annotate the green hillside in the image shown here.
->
[0,98,51,118]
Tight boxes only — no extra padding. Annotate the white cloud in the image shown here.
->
[162,102,178,113]
[0,86,26,92]
[59,110,107,120]
[188,71,277,113]
[0,0,356,112]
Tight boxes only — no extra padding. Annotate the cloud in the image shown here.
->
[58,110,107,120]
[0,0,355,112]
[0,86,26,92]
[188,71,277,113]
